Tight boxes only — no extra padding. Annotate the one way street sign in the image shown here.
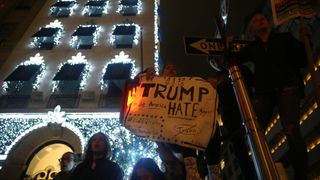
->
[184,37,249,56]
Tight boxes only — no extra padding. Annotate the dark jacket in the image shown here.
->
[70,158,123,180]
[237,32,307,94]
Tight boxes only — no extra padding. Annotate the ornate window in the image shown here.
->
[71,25,101,49]
[50,0,78,18]
[83,0,109,17]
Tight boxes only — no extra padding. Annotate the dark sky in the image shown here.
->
[160,0,265,78]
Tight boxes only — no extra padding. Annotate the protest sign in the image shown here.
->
[271,0,316,26]
[122,76,219,150]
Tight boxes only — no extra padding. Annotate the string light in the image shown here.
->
[30,20,64,49]
[82,0,110,16]
[50,0,78,17]
[2,53,46,93]
[100,51,137,89]
[110,23,141,46]
[117,0,142,15]
[70,25,102,48]
[52,52,92,92]
[154,0,160,75]
[0,108,159,178]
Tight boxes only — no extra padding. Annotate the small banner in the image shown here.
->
[271,0,316,26]
[121,76,219,150]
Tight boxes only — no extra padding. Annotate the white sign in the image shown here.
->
[271,0,315,26]
[123,76,219,150]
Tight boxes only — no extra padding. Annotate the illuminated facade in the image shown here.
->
[0,0,160,179]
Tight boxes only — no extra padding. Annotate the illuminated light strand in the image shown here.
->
[52,52,92,92]
[265,114,280,135]
[153,0,160,75]
[303,56,320,85]
[265,100,319,135]
[50,1,79,17]
[265,103,320,154]
[0,111,159,178]
[82,0,110,16]
[100,51,137,90]
[30,20,64,49]
[271,135,287,154]
[70,25,102,48]
[307,137,320,152]
[2,53,46,93]
[117,0,142,15]
[110,23,141,46]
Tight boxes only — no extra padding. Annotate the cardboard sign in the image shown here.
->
[271,0,315,26]
[122,76,219,150]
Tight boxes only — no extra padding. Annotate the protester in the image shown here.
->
[234,13,308,179]
[70,132,124,180]
[156,142,185,180]
[130,158,165,180]
[139,64,221,180]
[53,152,77,180]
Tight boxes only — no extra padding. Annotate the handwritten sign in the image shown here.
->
[122,76,219,150]
[271,0,315,26]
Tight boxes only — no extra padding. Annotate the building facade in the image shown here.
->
[0,0,161,179]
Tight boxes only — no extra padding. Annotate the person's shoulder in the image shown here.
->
[105,159,122,170]
[273,32,293,39]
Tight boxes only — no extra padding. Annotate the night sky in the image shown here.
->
[159,0,265,78]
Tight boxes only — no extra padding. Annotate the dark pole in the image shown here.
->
[228,64,280,180]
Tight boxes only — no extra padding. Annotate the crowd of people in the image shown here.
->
[52,13,309,180]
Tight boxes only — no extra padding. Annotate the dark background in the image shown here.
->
[159,0,266,77]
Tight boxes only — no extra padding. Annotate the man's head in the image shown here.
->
[249,14,270,35]
[162,64,177,77]
[59,152,75,173]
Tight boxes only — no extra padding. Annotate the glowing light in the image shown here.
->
[153,0,160,75]
[0,110,159,179]
[110,23,141,46]
[117,0,142,15]
[271,136,287,154]
[52,52,92,92]
[82,0,109,16]
[100,51,137,89]
[50,1,78,17]
[30,20,64,49]
[70,25,102,48]
[2,53,46,93]
[44,105,66,124]
[45,20,64,29]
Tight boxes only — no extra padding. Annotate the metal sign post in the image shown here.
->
[184,35,280,179]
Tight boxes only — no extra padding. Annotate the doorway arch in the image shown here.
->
[0,125,82,180]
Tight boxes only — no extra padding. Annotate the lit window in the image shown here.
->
[4,65,42,94]
[117,0,142,16]
[31,28,60,49]
[2,53,45,94]
[50,0,78,18]
[100,51,136,90]
[71,25,101,49]
[31,20,64,50]
[83,0,109,17]
[103,63,133,80]
[99,63,132,108]
[52,53,92,93]
[53,63,86,93]
[112,24,140,48]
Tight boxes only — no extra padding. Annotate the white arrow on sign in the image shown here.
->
[190,39,224,54]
